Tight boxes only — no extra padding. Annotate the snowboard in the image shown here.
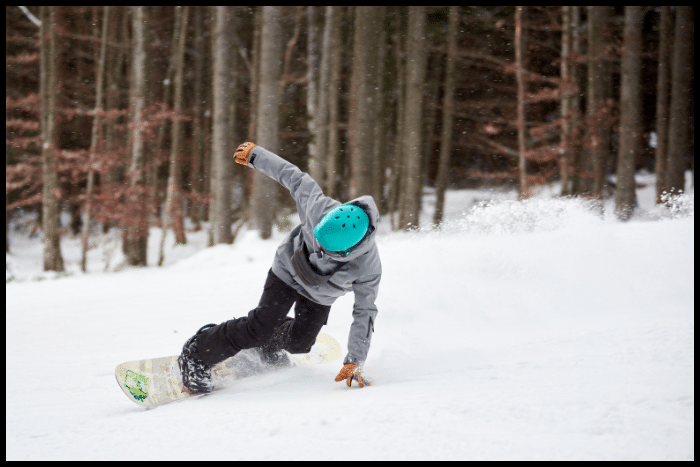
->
[115,332,341,408]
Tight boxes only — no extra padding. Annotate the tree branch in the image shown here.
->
[18,6,41,27]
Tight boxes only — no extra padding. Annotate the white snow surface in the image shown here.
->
[6,174,694,460]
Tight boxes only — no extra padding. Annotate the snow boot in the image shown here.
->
[178,323,217,394]
[256,317,294,368]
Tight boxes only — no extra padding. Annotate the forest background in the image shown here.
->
[5,6,695,273]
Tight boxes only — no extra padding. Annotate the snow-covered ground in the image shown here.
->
[6,173,694,460]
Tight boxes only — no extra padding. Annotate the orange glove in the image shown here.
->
[335,363,370,388]
[234,142,257,166]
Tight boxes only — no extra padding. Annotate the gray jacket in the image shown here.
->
[249,146,381,366]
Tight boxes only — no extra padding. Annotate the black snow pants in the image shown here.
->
[192,269,331,366]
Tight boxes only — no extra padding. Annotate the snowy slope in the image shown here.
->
[6,179,694,460]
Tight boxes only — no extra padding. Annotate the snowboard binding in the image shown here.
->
[178,323,217,394]
[256,317,294,368]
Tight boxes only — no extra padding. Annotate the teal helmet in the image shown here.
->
[314,204,370,253]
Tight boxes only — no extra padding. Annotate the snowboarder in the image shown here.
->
[178,142,381,393]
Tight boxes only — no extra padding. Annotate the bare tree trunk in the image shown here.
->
[252,6,282,239]
[5,9,10,254]
[565,6,584,195]
[569,7,583,195]
[614,6,643,221]
[243,6,262,224]
[40,6,65,272]
[125,6,149,266]
[421,57,440,212]
[397,6,426,230]
[104,8,128,205]
[158,6,189,266]
[559,5,576,197]
[433,6,458,226]
[654,6,673,203]
[349,7,381,200]
[583,6,613,199]
[210,6,235,245]
[227,11,241,230]
[306,6,324,184]
[190,6,206,228]
[5,10,9,254]
[388,8,405,230]
[515,6,529,200]
[316,6,333,194]
[371,7,388,210]
[247,7,262,143]
[324,6,342,199]
[81,6,109,273]
[151,6,184,216]
[665,6,694,195]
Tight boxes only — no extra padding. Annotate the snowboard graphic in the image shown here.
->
[115,332,341,408]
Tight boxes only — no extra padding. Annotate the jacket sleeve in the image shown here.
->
[249,146,336,228]
[344,255,381,366]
